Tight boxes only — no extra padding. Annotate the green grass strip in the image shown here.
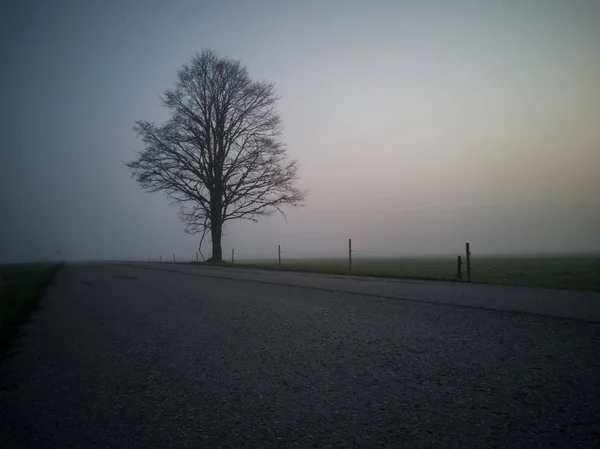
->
[0,262,63,354]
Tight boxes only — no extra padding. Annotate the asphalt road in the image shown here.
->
[1,263,599,448]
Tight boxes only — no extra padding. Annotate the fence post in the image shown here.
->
[231,248,234,264]
[160,255,162,263]
[457,256,462,280]
[466,242,471,282]
[349,239,352,272]
[173,254,176,263]
[278,245,281,269]
[196,251,199,262]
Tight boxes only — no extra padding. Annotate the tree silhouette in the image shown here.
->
[127,51,307,261]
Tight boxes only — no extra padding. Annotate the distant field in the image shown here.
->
[232,256,600,291]
[0,263,62,352]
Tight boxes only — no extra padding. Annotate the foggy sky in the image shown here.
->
[1,0,599,262]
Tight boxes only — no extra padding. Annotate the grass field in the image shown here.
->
[0,263,62,353]
[231,255,600,291]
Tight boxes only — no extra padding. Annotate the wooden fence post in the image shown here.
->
[466,242,471,282]
[349,239,352,272]
[232,248,234,264]
[278,245,281,269]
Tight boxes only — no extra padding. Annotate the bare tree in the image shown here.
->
[127,50,307,261]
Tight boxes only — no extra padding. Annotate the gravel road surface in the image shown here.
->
[1,263,599,448]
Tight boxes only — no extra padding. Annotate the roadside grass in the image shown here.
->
[212,256,600,291]
[0,263,63,354]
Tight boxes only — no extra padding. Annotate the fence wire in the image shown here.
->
[143,240,471,282]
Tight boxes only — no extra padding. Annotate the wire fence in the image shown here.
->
[141,240,473,281]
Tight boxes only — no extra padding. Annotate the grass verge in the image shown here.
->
[0,263,63,354]
[209,256,600,291]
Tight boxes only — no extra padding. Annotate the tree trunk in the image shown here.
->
[209,184,224,262]
[209,220,223,262]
